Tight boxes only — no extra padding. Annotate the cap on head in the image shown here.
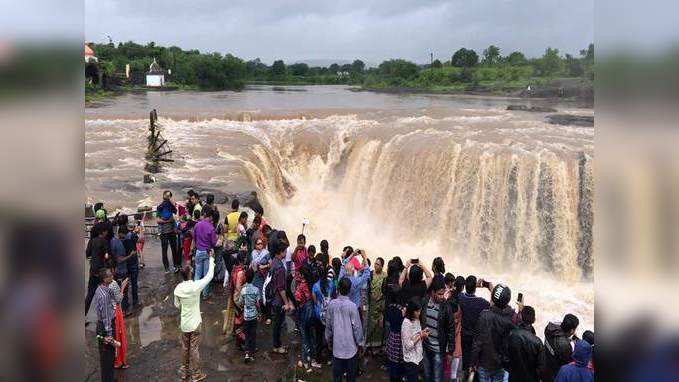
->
[491,283,511,308]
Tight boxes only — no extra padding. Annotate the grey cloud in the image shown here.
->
[86,0,593,64]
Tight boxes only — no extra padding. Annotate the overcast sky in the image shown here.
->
[85,0,593,65]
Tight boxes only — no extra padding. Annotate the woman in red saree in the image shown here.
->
[109,278,129,368]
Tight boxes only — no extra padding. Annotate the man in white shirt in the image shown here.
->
[174,251,215,382]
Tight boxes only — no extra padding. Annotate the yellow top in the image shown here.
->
[226,211,241,241]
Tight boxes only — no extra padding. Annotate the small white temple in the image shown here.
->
[146,58,165,87]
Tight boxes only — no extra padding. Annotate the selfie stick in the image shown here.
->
[301,218,309,235]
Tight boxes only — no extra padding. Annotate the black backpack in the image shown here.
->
[263,266,276,305]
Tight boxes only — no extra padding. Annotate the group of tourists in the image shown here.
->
[86,190,594,382]
[85,203,145,381]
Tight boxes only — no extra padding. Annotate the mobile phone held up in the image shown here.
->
[411,258,419,264]
[481,280,490,288]
[517,293,523,303]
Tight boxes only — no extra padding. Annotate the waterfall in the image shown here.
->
[232,115,594,280]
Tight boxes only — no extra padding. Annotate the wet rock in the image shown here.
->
[143,174,155,183]
[546,114,594,127]
[507,105,557,112]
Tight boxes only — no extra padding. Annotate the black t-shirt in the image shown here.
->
[87,236,110,274]
[123,232,139,268]
[383,276,403,306]
[401,280,428,304]
[211,205,220,227]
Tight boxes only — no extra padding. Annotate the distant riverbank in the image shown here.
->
[357,77,593,107]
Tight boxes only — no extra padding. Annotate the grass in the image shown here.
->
[85,85,118,104]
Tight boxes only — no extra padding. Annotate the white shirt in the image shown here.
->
[401,317,424,364]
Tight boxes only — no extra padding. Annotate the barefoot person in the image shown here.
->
[174,250,215,382]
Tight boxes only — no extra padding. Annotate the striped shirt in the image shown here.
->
[423,299,441,352]
[93,284,115,336]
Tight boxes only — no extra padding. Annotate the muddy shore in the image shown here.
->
[84,238,389,381]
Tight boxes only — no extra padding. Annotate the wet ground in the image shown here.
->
[84,238,390,381]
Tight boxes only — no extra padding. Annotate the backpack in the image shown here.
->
[262,267,275,306]
[160,206,172,220]
[212,248,226,282]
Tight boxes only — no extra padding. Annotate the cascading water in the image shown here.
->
[230,115,593,282]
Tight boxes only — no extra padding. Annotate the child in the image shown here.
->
[134,217,145,268]
[237,268,260,362]
[234,211,250,254]
[402,300,426,382]
[179,214,194,264]
[291,234,308,283]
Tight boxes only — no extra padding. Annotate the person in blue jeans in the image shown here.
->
[193,209,218,299]
[295,264,317,370]
[237,268,261,363]
[325,277,364,382]
[269,236,293,354]
[121,225,140,313]
[420,279,457,382]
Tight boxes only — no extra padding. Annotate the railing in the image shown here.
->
[84,213,161,238]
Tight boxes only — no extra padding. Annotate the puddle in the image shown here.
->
[126,305,163,347]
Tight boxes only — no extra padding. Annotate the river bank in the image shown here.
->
[356,78,593,107]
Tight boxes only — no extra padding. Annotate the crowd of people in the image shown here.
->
[86,190,594,382]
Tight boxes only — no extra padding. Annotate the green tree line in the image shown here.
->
[88,41,593,91]
[362,44,593,91]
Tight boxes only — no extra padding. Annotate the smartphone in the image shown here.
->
[517,293,523,303]
[481,280,490,288]
[411,258,419,264]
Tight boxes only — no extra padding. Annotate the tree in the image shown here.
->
[565,54,584,77]
[271,60,286,77]
[246,58,268,79]
[580,43,594,62]
[432,59,442,68]
[482,45,501,66]
[289,63,309,76]
[580,43,594,80]
[328,63,340,73]
[378,59,419,79]
[351,59,365,73]
[505,51,527,66]
[537,47,564,77]
[451,48,479,68]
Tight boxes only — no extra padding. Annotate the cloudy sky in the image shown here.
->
[85,0,593,65]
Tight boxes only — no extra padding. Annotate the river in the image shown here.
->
[86,85,594,337]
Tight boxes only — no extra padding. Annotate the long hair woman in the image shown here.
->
[384,259,405,382]
[295,264,317,371]
[226,252,247,349]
